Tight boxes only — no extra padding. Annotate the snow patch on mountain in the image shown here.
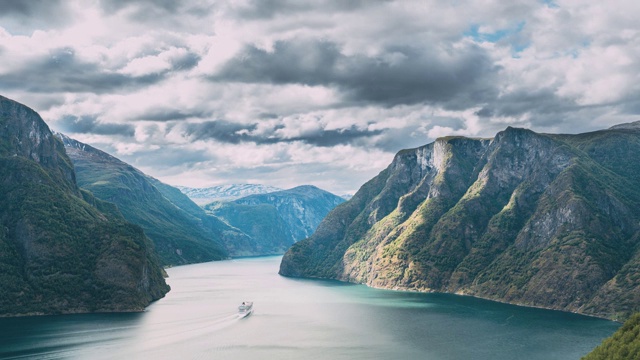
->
[177,184,283,205]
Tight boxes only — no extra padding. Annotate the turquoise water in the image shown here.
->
[0,256,619,359]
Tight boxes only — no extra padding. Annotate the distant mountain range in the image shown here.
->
[59,136,346,260]
[177,184,283,205]
[59,135,305,260]
[204,186,346,254]
[0,95,169,316]
[59,134,234,265]
[280,123,640,321]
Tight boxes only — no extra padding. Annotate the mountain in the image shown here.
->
[143,177,260,257]
[178,184,283,205]
[0,95,169,316]
[582,312,640,359]
[59,135,293,259]
[59,135,231,265]
[280,123,640,320]
[204,186,346,253]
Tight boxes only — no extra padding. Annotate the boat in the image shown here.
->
[238,301,253,318]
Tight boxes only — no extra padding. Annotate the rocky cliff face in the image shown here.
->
[205,186,345,254]
[0,96,76,193]
[0,95,169,316]
[280,124,640,320]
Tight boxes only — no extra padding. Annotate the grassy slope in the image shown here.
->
[147,177,260,257]
[65,143,228,265]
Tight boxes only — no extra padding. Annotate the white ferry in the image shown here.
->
[238,301,253,318]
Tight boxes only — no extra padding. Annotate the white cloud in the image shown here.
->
[194,35,243,75]
[1,0,639,194]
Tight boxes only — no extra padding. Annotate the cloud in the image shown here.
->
[100,0,181,13]
[98,0,217,28]
[119,47,200,77]
[183,120,259,144]
[127,140,393,194]
[179,119,383,147]
[0,1,70,32]
[0,0,62,15]
[1,0,640,194]
[134,108,210,122]
[0,47,164,94]
[56,115,136,136]
[223,0,372,21]
[281,126,384,147]
[212,38,498,107]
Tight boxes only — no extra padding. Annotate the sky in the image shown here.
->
[0,0,639,195]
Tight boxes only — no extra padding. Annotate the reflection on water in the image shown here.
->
[0,256,619,360]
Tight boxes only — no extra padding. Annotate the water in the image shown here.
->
[0,256,619,359]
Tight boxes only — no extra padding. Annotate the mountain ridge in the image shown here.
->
[59,134,314,259]
[205,185,346,253]
[280,124,640,321]
[58,134,231,265]
[178,184,283,205]
[0,95,169,316]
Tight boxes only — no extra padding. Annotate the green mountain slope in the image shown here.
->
[280,124,640,320]
[58,135,231,265]
[204,186,346,254]
[582,313,640,360]
[0,95,169,316]
[145,177,259,257]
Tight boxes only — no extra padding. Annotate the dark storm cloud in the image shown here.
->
[490,90,579,117]
[476,89,585,128]
[184,120,259,144]
[136,108,211,121]
[213,39,498,107]
[57,115,135,136]
[172,52,201,71]
[0,0,71,32]
[0,47,199,94]
[99,0,216,24]
[284,126,383,147]
[0,48,162,94]
[0,0,66,16]
[227,0,376,20]
[183,120,383,147]
[100,0,179,13]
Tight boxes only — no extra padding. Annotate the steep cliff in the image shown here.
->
[280,124,640,320]
[0,95,169,316]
